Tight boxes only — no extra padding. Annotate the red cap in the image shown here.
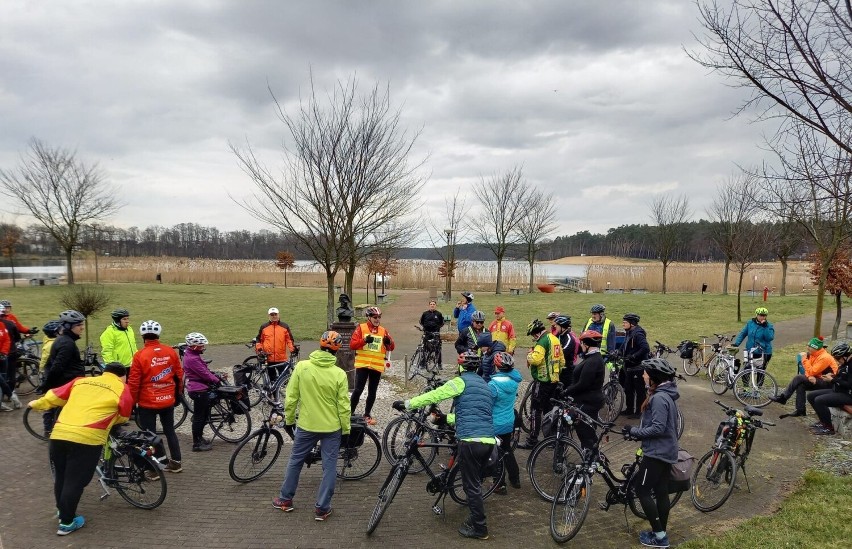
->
[494,306,505,314]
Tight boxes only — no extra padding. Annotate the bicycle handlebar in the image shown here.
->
[550,397,616,431]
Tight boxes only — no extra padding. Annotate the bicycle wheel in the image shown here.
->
[733,369,778,408]
[628,481,686,520]
[691,449,737,512]
[708,359,729,395]
[408,347,424,380]
[241,357,264,407]
[528,436,584,502]
[15,357,41,395]
[112,452,168,509]
[682,355,700,376]
[208,400,252,443]
[338,428,382,480]
[181,379,194,413]
[550,470,591,544]
[23,407,50,441]
[519,384,533,433]
[448,453,504,505]
[366,461,409,535]
[270,369,292,403]
[381,415,437,474]
[133,402,187,434]
[598,382,625,423]
[229,427,283,483]
[676,407,685,440]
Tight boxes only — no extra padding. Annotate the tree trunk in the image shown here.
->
[284,268,288,289]
[344,263,356,299]
[495,257,503,294]
[814,266,829,337]
[661,260,668,294]
[9,254,15,288]
[65,248,75,285]
[326,273,336,325]
[833,291,842,340]
[722,260,730,295]
[736,270,745,323]
[527,259,535,293]
[779,258,788,297]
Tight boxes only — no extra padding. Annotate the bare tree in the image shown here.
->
[649,194,692,294]
[516,188,558,293]
[233,76,424,322]
[690,0,852,156]
[707,173,759,295]
[730,221,773,322]
[426,190,470,301]
[0,139,121,284]
[767,212,805,296]
[0,223,23,288]
[275,251,295,288]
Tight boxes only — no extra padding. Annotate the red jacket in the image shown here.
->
[0,322,10,355]
[255,321,296,363]
[128,339,183,409]
[4,312,33,335]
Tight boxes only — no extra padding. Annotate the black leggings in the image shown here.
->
[635,456,671,534]
[190,391,213,441]
[495,431,520,486]
[49,439,102,524]
[137,406,182,462]
[350,368,382,417]
[807,388,852,426]
[530,381,558,440]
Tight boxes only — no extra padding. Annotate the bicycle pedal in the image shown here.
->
[598,502,610,511]
[432,505,443,516]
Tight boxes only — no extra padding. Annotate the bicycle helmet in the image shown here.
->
[526,318,546,336]
[623,313,640,325]
[493,351,514,372]
[320,330,343,352]
[0,304,5,315]
[185,332,208,346]
[0,300,10,308]
[755,307,768,316]
[139,320,162,336]
[641,357,676,382]
[578,330,603,346]
[111,308,130,321]
[830,342,851,358]
[365,306,381,318]
[457,351,481,371]
[590,304,606,314]
[471,310,486,322]
[42,320,62,338]
[58,310,85,325]
[552,315,570,328]
[546,311,559,320]
[461,291,474,302]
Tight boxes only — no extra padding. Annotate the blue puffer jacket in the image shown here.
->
[628,382,680,464]
[733,318,774,355]
[477,332,506,382]
[453,303,478,334]
[488,369,521,435]
[454,371,495,440]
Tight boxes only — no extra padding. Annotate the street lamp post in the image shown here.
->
[444,227,454,302]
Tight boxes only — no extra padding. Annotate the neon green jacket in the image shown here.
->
[527,333,565,382]
[285,350,350,434]
[40,336,56,371]
[99,324,139,366]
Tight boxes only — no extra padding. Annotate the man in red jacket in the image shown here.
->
[128,320,183,474]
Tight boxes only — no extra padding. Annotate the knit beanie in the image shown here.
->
[808,337,824,350]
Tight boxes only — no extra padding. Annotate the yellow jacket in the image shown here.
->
[30,372,134,446]
[527,333,565,383]
[39,336,56,371]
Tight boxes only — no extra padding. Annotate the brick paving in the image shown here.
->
[0,290,834,548]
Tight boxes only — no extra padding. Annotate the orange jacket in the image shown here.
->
[128,340,183,409]
[802,348,838,378]
[350,322,394,372]
[255,321,295,363]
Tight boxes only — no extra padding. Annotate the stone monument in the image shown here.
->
[332,293,357,389]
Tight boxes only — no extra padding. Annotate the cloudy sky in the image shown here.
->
[0,0,772,244]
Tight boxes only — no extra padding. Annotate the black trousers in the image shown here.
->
[530,381,558,440]
[350,368,382,417]
[458,441,492,533]
[137,406,182,462]
[635,456,671,534]
[782,375,832,413]
[189,391,213,442]
[495,431,519,486]
[807,389,852,426]
[624,368,646,415]
[49,439,102,524]
[575,403,602,451]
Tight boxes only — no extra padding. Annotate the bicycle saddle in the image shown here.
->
[744,406,763,416]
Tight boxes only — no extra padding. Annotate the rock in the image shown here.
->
[829,407,852,438]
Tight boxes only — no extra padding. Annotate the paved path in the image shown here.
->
[0,291,843,548]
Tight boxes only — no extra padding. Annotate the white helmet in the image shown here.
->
[0,304,5,315]
[185,332,208,346]
[139,320,162,336]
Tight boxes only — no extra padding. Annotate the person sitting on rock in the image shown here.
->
[806,342,852,435]
[769,337,838,418]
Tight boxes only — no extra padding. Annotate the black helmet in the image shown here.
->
[590,304,606,314]
[830,342,851,359]
[554,315,572,328]
[461,292,474,302]
[493,351,514,371]
[623,313,640,325]
[471,311,486,322]
[641,358,676,382]
[526,319,546,336]
[457,351,481,371]
[59,310,85,325]
[111,308,130,321]
[42,320,62,338]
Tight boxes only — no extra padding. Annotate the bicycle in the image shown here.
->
[599,352,626,423]
[11,340,41,396]
[408,325,443,380]
[95,429,168,509]
[228,397,381,483]
[707,345,778,407]
[366,406,504,535]
[237,342,299,408]
[651,340,676,359]
[678,334,731,377]
[547,398,687,543]
[691,400,775,512]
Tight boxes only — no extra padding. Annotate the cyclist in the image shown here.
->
[255,307,298,381]
[39,320,63,373]
[769,336,838,418]
[732,307,775,374]
[619,313,651,418]
[583,304,616,353]
[554,315,579,385]
[453,291,477,334]
[183,332,219,451]
[0,313,15,411]
[488,351,521,492]
[28,361,133,536]
[489,305,516,354]
[561,330,605,451]
[350,306,395,426]
[622,358,680,549]
[454,310,487,355]
[99,308,138,367]
[518,319,565,449]
[0,299,39,337]
[42,311,87,436]
[273,331,350,521]
[392,351,496,540]
[476,331,506,382]
[807,342,852,435]
[546,311,560,335]
[419,299,445,365]
[0,301,38,406]
[128,320,183,474]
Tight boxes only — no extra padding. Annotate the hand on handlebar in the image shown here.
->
[621,425,635,440]
[283,424,295,439]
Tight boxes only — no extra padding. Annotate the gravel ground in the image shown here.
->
[813,438,852,476]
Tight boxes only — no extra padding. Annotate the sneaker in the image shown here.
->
[516,439,539,450]
[192,440,213,452]
[768,394,787,404]
[493,484,507,495]
[166,460,182,473]
[458,524,489,540]
[315,507,332,521]
[639,530,670,548]
[272,498,294,512]
[10,392,22,409]
[363,415,377,426]
[811,423,836,436]
[56,515,85,536]
[144,469,160,481]
[0,403,13,412]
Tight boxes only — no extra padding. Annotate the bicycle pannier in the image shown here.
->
[217,385,249,415]
[668,448,695,493]
[342,415,366,447]
[540,405,560,438]
[679,340,696,359]
[232,364,252,387]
